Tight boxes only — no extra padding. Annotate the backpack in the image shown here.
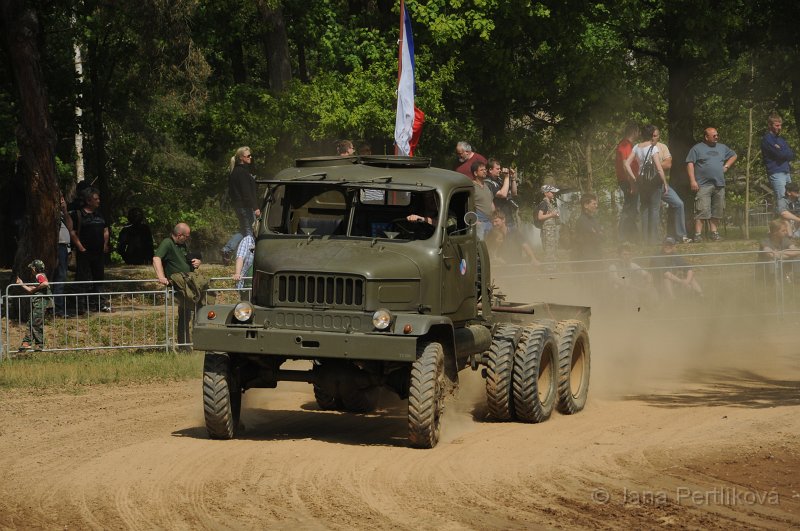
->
[638,145,659,188]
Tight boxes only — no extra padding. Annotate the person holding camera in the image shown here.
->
[153,222,215,349]
[486,158,519,231]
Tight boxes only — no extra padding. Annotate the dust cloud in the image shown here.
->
[490,265,795,402]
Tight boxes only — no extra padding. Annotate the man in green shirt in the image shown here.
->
[153,222,213,349]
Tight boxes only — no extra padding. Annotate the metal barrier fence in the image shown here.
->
[493,249,800,322]
[1,276,246,360]
[2,251,798,359]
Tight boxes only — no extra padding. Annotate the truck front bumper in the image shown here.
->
[193,324,418,361]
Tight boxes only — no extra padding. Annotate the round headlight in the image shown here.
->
[372,308,392,330]
[233,301,254,322]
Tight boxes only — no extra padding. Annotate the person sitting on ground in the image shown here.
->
[608,242,653,291]
[16,259,51,353]
[653,237,703,299]
[486,211,540,266]
[777,182,800,238]
[759,218,800,283]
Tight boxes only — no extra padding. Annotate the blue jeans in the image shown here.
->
[640,186,662,245]
[222,208,255,253]
[661,186,687,238]
[618,182,639,242]
[769,172,792,208]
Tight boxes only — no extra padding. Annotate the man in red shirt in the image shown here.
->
[454,141,487,179]
[616,123,640,243]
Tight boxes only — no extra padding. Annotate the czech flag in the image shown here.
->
[394,2,424,156]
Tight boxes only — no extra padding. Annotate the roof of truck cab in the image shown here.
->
[262,155,474,193]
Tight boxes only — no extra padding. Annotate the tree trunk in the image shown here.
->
[1,0,60,275]
[88,37,109,218]
[258,2,292,93]
[666,60,696,236]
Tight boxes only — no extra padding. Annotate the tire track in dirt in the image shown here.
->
[1,323,799,529]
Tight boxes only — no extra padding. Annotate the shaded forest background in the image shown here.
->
[1,0,799,272]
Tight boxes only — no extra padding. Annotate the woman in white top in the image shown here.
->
[623,124,668,245]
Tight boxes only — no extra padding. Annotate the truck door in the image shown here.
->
[440,190,477,320]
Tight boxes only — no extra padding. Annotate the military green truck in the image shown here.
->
[194,155,590,448]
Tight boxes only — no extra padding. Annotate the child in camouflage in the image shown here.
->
[16,259,51,352]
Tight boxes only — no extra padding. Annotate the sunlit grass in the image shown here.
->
[0,349,203,390]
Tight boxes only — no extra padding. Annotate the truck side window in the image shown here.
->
[446,191,469,235]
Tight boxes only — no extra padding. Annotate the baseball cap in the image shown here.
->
[28,259,46,272]
[662,237,676,246]
[541,184,559,193]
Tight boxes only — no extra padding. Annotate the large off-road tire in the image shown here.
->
[513,325,558,423]
[408,341,445,448]
[485,324,520,421]
[554,320,591,414]
[341,385,380,413]
[203,352,241,439]
[313,383,342,411]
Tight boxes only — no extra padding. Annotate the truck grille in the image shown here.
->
[275,273,365,308]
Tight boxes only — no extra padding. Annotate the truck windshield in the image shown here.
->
[263,183,440,241]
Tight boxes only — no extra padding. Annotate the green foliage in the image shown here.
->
[2,0,800,259]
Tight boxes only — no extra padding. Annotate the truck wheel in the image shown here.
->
[554,320,591,414]
[408,341,445,448]
[313,384,342,411]
[513,325,557,423]
[341,386,380,413]
[203,352,241,439]
[485,324,520,421]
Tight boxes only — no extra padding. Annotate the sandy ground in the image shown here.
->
[0,308,799,529]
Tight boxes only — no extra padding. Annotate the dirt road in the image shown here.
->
[0,316,798,529]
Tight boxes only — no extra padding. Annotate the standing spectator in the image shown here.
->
[232,233,255,298]
[485,158,519,231]
[16,259,50,353]
[469,160,494,240]
[761,113,794,205]
[153,222,215,348]
[653,237,704,299]
[624,124,668,245]
[615,123,640,243]
[337,139,355,156]
[653,129,692,243]
[454,141,487,179]
[116,207,154,265]
[777,182,800,238]
[53,193,73,317]
[572,193,604,262]
[69,186,110,312]
[686,127,737,242]
[536,184,560,266]
[221,146,260,264]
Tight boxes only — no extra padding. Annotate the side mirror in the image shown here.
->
[464,211,478,227]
